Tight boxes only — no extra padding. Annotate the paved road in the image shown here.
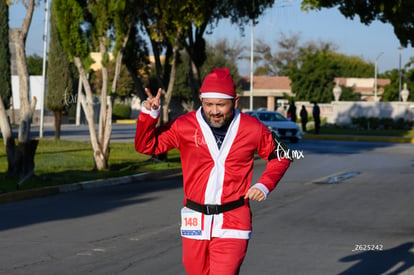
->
[0,140,413,274]
[28,123,137,143]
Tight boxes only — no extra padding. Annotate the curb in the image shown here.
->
[0,168,182,204]
[1,134,411,204]
[115,119,136,124]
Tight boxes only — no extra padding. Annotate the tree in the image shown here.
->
[287,43,339,103]
[46,3,74,139]
[122,24,150,102]
[92,62,134,100]
[252,38,276,76]
[301,0,414,47]
[27,54,43,75]
[271,33,374,103]
[3,0,39,180]
[181,0,276,109]
[173,39,242,109]
[253,33,302,76]
[54,0,139,170]
[140,0,276,118]
[382,69,400,101]
[200,40,242,87]
[0,0,14,176]
[338,86,360,101]
[139,1,184,123]
[0,0,12,109]
[333,54,373,78]
[301,0,414,101]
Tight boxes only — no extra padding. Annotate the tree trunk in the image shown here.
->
[97,39,110,169]
[0,60,38,181]
[111,17,134,96]
[15,139,38,185]
[0,97,16,175]
[53,110,62,139]
[162,40,179,122]
[98,39,109,145]
[73,56,108,171]
[12,29,30,144]
[126,64,146,101]
[189,60,201,109]
[1,97,38,180]
[7,0,38,181]
[184,24,207,110]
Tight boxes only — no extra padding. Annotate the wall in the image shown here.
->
[330,102,414,125]
[296,101,414,125]
[11,75,43,110]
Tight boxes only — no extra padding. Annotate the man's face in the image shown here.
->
[201,97,238,128]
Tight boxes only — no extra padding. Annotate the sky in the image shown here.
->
[8,0,414,77]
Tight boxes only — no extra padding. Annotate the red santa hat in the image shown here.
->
[200,68,236,99]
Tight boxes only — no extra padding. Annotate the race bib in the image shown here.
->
[180,207,202,236]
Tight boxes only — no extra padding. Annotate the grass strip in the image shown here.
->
[1,127,413,193]
[0,139,181,193]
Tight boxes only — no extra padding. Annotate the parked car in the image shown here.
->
[245,110,301,143]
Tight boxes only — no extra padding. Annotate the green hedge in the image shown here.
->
[351,117,414,130]
[112,104,131,120]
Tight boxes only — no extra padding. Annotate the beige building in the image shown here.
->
[334,77,391,102]
[238,76,293,111]
[89,52,114,71]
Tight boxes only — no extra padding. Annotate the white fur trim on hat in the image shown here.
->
[200,92,234,99]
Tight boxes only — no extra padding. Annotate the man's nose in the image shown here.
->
[211,105,219,114]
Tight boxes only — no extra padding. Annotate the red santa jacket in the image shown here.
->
[135,108,290,239]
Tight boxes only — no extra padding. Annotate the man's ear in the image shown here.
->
[234,96,239,108]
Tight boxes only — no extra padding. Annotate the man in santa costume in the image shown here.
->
[135,68,291,274]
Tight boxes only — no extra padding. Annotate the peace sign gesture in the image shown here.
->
[143,88,162,110]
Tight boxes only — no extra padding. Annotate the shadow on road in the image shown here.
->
[0,174,184,231]
[338,242,414,274]
[290,139,397,156]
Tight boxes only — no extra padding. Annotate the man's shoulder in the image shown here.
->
[179,110,197,118]
[174,110,197,124]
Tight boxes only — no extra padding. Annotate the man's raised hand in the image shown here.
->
[144,88,162,110]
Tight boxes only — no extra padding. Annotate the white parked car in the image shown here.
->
[245,110,302,143]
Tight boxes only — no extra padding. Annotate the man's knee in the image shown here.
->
[209,238,248,274]
[182,238,209,275]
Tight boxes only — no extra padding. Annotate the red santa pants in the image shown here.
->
[182,237,248,275]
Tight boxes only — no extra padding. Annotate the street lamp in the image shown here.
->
[398,47,403,101]
[249,19,254,111]
[39,0,50,138]
[374,52,384,102]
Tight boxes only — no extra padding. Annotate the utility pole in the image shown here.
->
[39,0,50,138]
[374,52,384,102]
[398,47,402,101]
[249,19,254,111]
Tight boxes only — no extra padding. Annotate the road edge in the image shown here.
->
[0,168,183,204]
